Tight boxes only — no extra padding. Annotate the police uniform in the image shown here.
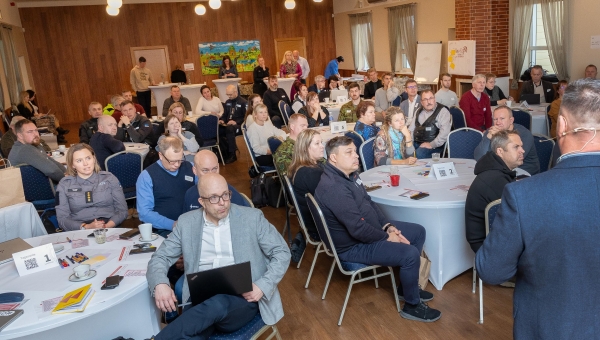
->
[115,114,155,147]
[55,171,128,231]
[79,118,98,144]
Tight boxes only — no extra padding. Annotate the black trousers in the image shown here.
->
[137,90,152,116]
[255,155,274,167]
[155,294,259,340]
[219,124,240,154]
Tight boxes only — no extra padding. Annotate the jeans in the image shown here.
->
[136,90,152,116]
[414,142,445,159]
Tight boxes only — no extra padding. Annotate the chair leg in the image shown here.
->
[273,325,283,340]
[338,273,357,326]
[478,278,484,324]
[215,145,225,165]
[373,268,379,288]
[388,267,401,312]
[305,243,322,288]
[472,263,477,294]
[322,259,336,300]
[297,239,307,269]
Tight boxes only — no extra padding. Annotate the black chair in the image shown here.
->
[533,134,555,172]
[197,115,224,165]
[105,151,143,200]
[17,165,56,211]
[267,137,283,155]
[359,137,376,170]
[512,109,532,131]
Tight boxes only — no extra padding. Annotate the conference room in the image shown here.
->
[0,0,598,339]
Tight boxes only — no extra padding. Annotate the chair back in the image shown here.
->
[449,106,467,130]
[105,151,143,199]
[446,127,483,159]
[359,137,376,171]
[267,137,283,154]
[484,199,502,235]
[17,165,56,210]
[278,101,289,128]
[512,109,532,131]
[391,96,402,107]
[241,124,275,174]
[533,134,554,173]
[283,176,309,237]
[196,115,219,141]
[152,123,162,141]
[344,131,364,151]
[239,193,254,208]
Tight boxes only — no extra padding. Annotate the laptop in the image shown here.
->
[0,238,32,265]
[186,261,252,306]
[520,93,541,105]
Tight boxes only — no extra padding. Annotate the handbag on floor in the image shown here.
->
[250,174,268,208]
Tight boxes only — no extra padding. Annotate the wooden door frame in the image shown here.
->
[130,45,171,71]
[274,37,307,64]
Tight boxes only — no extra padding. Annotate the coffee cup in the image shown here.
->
[324,98,330,104]
[52,151,61,158]
[505,100,512,107]
[74,264,90,278]
[58,145,66,152]
[139,223,153,241]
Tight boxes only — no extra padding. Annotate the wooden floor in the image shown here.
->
[63,124,515,340]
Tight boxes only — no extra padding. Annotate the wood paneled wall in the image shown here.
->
[19,0,335,124]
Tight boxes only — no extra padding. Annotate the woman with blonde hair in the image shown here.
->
[298,91,330,127]
[280,50,302,99]
[246,103,287,166]
[374,107,417,166]
[56,143,127,231]
[244,94,263,127]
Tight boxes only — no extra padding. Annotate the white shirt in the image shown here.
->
[196,97,224,117]
[198,211,235,272]
[296,56,310,80]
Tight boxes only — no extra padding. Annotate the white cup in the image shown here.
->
[74,264,90,278]
[58,145,66,152]
[505,100,512,107]
[187,111,193,117]
[139,223,153,241]
[52,151,61,158]
[152,115,158,122]
[324,98,330,104]
[159,82,164,85]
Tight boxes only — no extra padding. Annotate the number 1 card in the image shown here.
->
[12,243,59,276]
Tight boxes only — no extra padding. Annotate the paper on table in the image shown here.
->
[124,269,147,277]
[35,296,61,319]
[71,239,89,249]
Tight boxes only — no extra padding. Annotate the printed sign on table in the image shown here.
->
[330,121,347,134]
[431,162,459,180]
[12,243,59,276]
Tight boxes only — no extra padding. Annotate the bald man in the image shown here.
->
[147,173,290,340]
[183,150,248,212]
[90,115,125,170]
[221,85,247,163]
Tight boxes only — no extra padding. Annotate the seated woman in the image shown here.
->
[244,94,263,127]
[374,107,417,166]
[157,113,200,162]
[218,55,239,79]
[354,101,380,140]
[547,79,568,138]
[159,102,203,147]
[18,90,69,143]
[195,85,224,117]
[246,103,286,167]
[292,83,309,113]
[298,92,330,127]
[484,73,513,106]
[56,143,128,231]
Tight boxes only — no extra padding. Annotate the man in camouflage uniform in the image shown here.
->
[273,113,308,175]
[338,82,362,123]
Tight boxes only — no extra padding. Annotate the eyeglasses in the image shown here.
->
[200,191,232,204]
[406,85,417,89]
[160,152,185,165]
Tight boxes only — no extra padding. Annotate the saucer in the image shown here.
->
[139,233,159,242]
[53,244,64,253]
[68,270,97,282]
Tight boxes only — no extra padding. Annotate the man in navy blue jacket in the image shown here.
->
[315,136,441,322]
[476,79,600,339]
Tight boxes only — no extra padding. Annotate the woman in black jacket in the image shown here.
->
[252,56,269,96]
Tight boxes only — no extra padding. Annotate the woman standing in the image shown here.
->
[547,80,568,138]
[292,84,309,113]
[253,57,269,96]
[280,50,302,99]
[195,85,224,117]
[246,103,287,166]
[219,56,238,79]
[374,107,416,166]
[298,92,330,127]
[55,144,128,231]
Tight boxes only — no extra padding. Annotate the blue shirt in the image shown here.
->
[324,59,339,79]
[354,121,380,141]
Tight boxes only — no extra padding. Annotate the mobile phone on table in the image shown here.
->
[410,192,429,200]
[365,185,382,192]
[101,275,123,290]
[119,228,140,240]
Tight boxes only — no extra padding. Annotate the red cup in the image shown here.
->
[390,174,400,187]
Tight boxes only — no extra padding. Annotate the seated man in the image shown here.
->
[399,79,421,126]
[315,136,441,322]
[273,113,308,175]
[221,85,247,164]
[136,137,195,237]
[434,73,458,108]
[8,119,65,183]
[363,68,382,100]
[147,173,290,340]
[183,150,248,212]
[90,115,125,170]
[79,102,103,143]
[409,90,451,159]
[459,74,492,131]
[1,116,50,157]
[338,82,362,123]
[162,85,192,116]
[122,90,146,115]
[115,100,155,147]
[474,105,540,175]
[465,130,523,253]
[307,75,330,102]
[584,64,597,79]
[262,75,290,129]
[375,73,400,122]
[520,65,555,104]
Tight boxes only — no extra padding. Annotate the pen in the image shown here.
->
[66,237,72,243]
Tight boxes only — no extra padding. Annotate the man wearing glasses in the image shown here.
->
[136,137,195,238]
[409,90,452,159]
[399,79,421,128]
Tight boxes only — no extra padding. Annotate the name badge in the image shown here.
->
[426,127,432,131]
[356,178,363,185]
[281,95,286,98]
[68,188,82,192]
[483,108,486,111]
[547,89,551,92]
[235,104,241,108]
[135,127,140,130]
[185,176,193,182]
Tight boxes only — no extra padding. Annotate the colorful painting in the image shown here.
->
[199,40,261,75]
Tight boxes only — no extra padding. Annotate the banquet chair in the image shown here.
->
[274,163,291,244]
[546,105,552,137]
[512,109,532,131]
[197,115,225,165]
[359,137,376,171]
[278,101,293,128]
[152,122,162,141]
[449,106,467,130]
[17,165,56,211]
[241,124,276,175]
[445,128,483,159]
[306,193,400,326]
[344,131,364,151]
[239,193,254,208]
[533,134,555,172]
[208,313,282,340]
[391,95,402,107]
[267,137,283,154]
[105,151,143,201]
[472,199,502,325]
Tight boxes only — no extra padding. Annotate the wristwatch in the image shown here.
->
[382,223,394,232]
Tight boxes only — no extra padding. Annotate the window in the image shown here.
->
[527,3,555,74]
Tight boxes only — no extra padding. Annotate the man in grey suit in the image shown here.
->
[147,173,290,339]
[476,79,600,339]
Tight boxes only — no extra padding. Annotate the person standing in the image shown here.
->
[252,57,270,96]
[324,56,344,79]
[219,56,238,79]
[293,50,310,85]
[130,57,155,115]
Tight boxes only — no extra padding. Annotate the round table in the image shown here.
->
[53,143,150,165]
[213,78,242,103]
[359,159,477,290]
[0,228,162,339]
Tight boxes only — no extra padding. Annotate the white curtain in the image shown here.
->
[510,0,534,89]
[540,0,568,80]
[0,26,23,106]
[349,12,374,71]
[388,4,417,74]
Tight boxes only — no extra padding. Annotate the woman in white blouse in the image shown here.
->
[244,94,263,127]
[195,85,223,117]
[246,103,286,166]
[157,114,200,159]
[292,84,308,113]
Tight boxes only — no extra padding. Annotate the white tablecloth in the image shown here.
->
[495,104,549,136]
[359,159,477,290]
[0,228,162,340]
[213,78,242,103]
[0,202,47,243]
[53,143,150,164]
[149,83,205,116]
[312,123,356,144]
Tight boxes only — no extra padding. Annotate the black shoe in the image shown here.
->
[398,287,434,302]
[290,232,306,263]
[224,154,237,164]
[56,127,70,135]
[400,301,441,322]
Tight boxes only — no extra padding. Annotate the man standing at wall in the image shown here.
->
[130,57,155,115]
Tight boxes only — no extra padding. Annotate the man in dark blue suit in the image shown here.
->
[476,79,600,339]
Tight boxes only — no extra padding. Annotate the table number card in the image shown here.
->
[12,243,59,276]
[431,162,459,180]
[330,121,347,134]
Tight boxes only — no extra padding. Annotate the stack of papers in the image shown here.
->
[52,284,95,314]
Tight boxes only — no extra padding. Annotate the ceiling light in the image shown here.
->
[194,4,206,15]
[285,0,296,10]
[106,5,119,16]
[208,0,221,9]
[107,0,122,9]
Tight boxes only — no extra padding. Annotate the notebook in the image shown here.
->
[186,261,252,306]
[52,284,95,314]
[0,309,23,332]
[0,238,32,265]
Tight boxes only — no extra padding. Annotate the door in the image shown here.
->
[274,37,307,84]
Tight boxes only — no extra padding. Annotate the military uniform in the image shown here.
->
[273,138,295,175]
[55,171,128,231]
[79,118,98,144]
[338,101,360,123]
